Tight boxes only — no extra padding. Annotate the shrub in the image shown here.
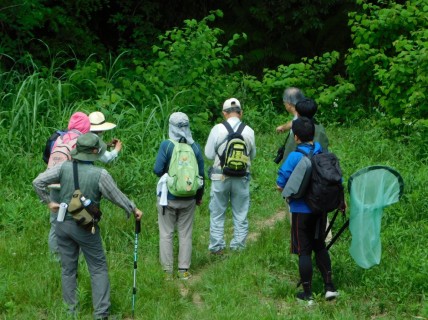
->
[346,0,428,130]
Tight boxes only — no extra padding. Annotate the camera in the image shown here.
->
[274,145,285,164]
[107,138,118,147]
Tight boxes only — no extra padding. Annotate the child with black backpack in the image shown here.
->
[276,117,341,304]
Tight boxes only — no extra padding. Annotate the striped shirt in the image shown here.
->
[33,162,136,216]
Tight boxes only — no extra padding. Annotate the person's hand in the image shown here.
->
[113,139,122,153]
[48,202,60,212]
[196,199,203,206]
[276,124,287,133]
[339,200,347,212]
[133,208,143,221]
[276,121,292,133]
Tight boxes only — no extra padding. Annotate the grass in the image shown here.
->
[0,119,427,319]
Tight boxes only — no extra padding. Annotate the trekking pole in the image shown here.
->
[132,219,141,319]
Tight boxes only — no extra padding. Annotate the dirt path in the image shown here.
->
[178,210,287,305]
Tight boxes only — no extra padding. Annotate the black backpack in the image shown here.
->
[42,130,67,164]
[217,121,249,177]
[298,150,344,214]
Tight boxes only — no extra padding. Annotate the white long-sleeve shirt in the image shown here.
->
[99,149,119,163]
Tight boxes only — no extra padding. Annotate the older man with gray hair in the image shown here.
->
[276,87,305,133]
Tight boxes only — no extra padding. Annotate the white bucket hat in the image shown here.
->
[89,112,117,132]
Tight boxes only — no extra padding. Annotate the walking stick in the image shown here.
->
[132,219,141,318]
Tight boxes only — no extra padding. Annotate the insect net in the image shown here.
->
[348,166,404,269]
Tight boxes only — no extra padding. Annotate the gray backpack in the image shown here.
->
[281,149,313,199]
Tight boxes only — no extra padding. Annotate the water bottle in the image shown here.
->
[80,196,102,221]
[80,196,91,207]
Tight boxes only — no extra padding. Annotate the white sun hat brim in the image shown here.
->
[89,111,117,132]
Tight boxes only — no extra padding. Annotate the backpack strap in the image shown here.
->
[235,122,246,135]
[215,122,232,161]
[165,139,177,173]
[72,161,80,190]
[222,120,234,134]
[215,121,245,157]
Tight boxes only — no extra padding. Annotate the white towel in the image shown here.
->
[156,173,169,206]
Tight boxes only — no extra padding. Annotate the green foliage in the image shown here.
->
[134,11,244,117]
[0,0,108,69]
[346,0,428,132]
[241,51,356,124]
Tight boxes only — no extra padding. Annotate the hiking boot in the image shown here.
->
[296,291,314,306]
[211,249,224,256]
[177,270,192,280]
[325,283,339,300]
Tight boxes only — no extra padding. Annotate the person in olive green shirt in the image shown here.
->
[278,97,332,243]
[282,97,329,162]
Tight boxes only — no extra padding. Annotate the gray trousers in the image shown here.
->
[49,189,61,255]
[56,220,110,318]
[49,212,59,254]
[157,198,196,273]
[209,176,250,252]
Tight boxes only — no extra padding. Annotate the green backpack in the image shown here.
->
[167,140,201,196]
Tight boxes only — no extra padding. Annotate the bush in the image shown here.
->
[346,0,428,130]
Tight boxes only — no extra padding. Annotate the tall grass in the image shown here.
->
[0,118,427,319]
[0,46,426,319]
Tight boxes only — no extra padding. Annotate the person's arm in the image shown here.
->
[99,150,118,163]
[98,170,138,218]
[276,120,292,133]
[194,143,205,205]
[153,140,171,177]
[33,165,62,204]
[248,129,256,160]
[204,126,218,160]
[276,153,299,190]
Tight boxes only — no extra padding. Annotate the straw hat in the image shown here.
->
[89,112,117,132]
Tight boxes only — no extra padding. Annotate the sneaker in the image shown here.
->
[164,271,173,281]
[296,291,314,306]
[325,284,339,300]
[177,270,192,280]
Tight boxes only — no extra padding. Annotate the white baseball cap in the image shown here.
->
[222,98,241,111]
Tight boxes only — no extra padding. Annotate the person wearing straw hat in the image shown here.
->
[89,111,122,163]
[33,133,143,319]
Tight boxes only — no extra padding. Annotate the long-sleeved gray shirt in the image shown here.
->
[33,162,136,217]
